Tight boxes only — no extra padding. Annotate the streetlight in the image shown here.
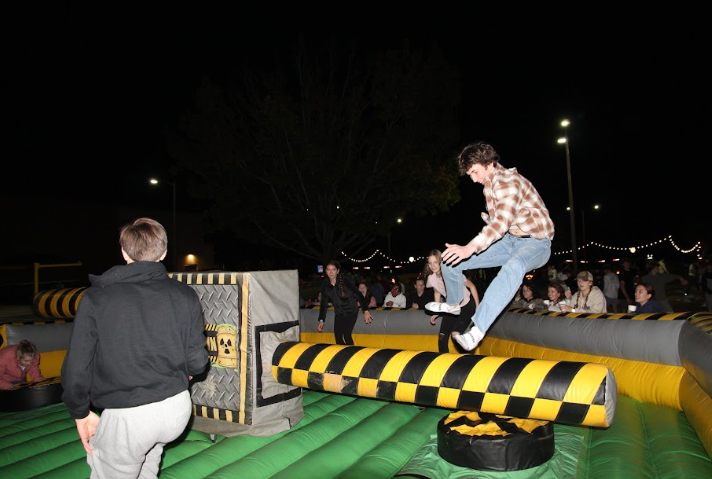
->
[558,119,578,273]
[150,177,178,271]
[581,204,600,262]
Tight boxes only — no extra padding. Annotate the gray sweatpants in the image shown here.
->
[88,390,191,479]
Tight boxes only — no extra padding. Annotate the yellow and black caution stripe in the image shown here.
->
[205,324,220,364]
[32,287,87,319]
[169,272,241,284]
[508,307,695,321]
[272,341,615,428]
[192,404,237,423]
[688,311,712,334]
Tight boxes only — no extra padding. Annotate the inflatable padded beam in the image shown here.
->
[272,342,616,428]
[33,287,87,319]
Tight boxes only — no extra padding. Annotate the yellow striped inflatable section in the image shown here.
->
[32,287,87,319]
[272,341,616,428]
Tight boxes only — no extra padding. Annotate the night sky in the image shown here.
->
[3,8,709,269]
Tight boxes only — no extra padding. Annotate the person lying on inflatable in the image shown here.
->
[0,340,45,389]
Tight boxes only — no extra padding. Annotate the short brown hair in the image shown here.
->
[457,141,500,175]
[119,217,168,262]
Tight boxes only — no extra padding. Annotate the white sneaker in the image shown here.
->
[452,326,485,351]
[425,302,461,315]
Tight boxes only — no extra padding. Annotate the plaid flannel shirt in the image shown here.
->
[470,164,555,253]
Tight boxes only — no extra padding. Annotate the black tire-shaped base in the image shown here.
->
[0,377,63,412]
[437,411,555,471]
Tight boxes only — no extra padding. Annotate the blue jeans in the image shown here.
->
[441,233,551,333]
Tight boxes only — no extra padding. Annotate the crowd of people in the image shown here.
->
[4,135,709,479]
[304,247,712,356]
[506,256,708,315]
[308,141,711,353]
[306,253,704,322]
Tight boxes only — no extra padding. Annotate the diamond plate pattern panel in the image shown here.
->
[192,284,241,325]
[190,283,243,417]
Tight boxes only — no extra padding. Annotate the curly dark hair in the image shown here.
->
[457,141,500,175]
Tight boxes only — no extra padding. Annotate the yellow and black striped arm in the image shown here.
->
[272,341,616,428]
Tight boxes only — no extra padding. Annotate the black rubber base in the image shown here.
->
[0,377,63,412]
[437,411,555,471]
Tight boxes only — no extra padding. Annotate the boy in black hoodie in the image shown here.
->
[62,217,209,478]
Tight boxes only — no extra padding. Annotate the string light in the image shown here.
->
[341,249,427,266]
[342,235,703,265]
[552,234,702,258]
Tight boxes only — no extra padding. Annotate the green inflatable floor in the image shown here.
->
[1,390,711,479]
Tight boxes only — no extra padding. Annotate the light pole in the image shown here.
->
[558,119,578,274]
[150,177,178,271]
[581,204,600,262]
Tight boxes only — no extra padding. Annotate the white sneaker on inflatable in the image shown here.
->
[452,326,485,351]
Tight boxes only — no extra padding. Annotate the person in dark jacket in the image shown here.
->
[317,260,373,345]
[406,276,435,310]
[634,282,664,313]
[61,217,209,478]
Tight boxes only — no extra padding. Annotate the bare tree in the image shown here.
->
[166,37,462,265]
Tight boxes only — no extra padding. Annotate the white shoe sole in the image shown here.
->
[452,326,484,351]
[425,302,461,315]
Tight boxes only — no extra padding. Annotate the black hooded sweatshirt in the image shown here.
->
[61,261,208,419]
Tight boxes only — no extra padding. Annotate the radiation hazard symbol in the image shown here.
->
[214,323,238,370]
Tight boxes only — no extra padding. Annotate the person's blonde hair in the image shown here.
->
[119,217,168,262]
[15,340,37,360]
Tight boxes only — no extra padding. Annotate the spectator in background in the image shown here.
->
[377,272,391,295]
[369,274,385,307]
[406,277,434,310]
[391,275,406,297]
[634,283,664,313]
[602,264,621,313]
[641,259,688,313]
[424,249,480,353]
[684,260,701,297]
[304,291,325,307]
[617,258,637,307]
[358,281,377,309]
[509,280,547,311]
[658,258,669,274]
[383,284,407,308]
[546,281,568,311]
[700,262,712,311]
[547,264,558,282]
[558,266,570,284]
[560,271,607,313]
[0,340,45,389]
[558,265,576,293]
